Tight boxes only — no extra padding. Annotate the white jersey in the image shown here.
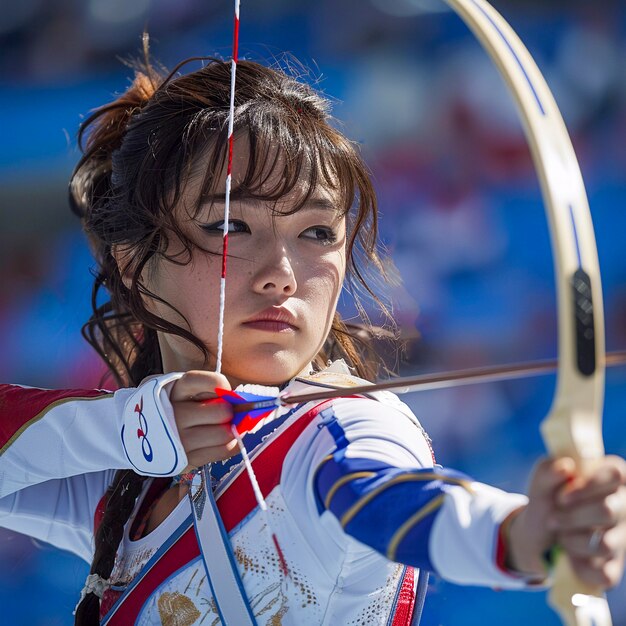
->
[0,362,533,625]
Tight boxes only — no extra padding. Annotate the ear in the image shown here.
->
[111,244,136,290]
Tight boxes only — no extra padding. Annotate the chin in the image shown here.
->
[225,354,308,388]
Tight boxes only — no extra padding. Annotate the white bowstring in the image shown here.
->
[231,425,267,511]
[215,0,240,375]
[213,0,287,579]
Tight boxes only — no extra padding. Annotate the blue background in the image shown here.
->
[1,0,625,624]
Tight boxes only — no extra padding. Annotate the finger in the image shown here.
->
[528,457,577,499]
[558,458,626,507]
[558,526,624,560]
[552,488,626,531]
[568,553,626,589]
[187,439,240,466]
[170,370,231,402]
[180,424,236,452]
[175,398,233,428]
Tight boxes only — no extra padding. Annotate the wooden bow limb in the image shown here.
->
[439,1,612,624]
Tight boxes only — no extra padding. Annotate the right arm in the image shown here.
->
[0,470,116,562]
[0,371,241,560]
[0,376,189,559]
[0,376,189,498]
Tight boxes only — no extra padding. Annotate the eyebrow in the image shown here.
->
[201,193,339,212]
[299,197,338,211]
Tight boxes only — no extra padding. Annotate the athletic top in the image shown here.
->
[0,361,534,625]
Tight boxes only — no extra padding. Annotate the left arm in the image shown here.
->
[311,395,626,590]
[311,395,534,588]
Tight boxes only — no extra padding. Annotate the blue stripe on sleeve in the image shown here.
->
[314,455,473,572]
[317,406,349,456]
[313,455,396,512]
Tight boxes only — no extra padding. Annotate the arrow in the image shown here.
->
[227,349,626,418]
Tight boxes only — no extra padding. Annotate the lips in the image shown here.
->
[242,307,298,332]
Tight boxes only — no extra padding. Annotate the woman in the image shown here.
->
[1,56,625,625]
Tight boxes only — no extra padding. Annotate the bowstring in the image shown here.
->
[214,0,290,582]
[215,0,240,375]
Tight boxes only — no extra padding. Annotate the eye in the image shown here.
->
[300,226,338,245]
[200,219,251,234]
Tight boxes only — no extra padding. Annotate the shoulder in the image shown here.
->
[288,360,423,428]
[284,361,434,466]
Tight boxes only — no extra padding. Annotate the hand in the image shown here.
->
[550,455,626,588]
[506,456,626,588]
[170,370,239,469]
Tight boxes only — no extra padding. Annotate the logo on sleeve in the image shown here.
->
[134,397,153,462]
[121,379,184,476]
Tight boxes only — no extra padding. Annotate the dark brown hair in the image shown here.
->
[71,49,395,624]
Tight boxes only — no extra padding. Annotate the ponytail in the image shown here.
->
[74,470,147,625]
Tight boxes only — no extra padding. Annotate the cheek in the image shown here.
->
[329,250,346,299]
[307,257,345,321]
[142,256,221,325]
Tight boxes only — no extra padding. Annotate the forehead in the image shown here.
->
[191,132,348,217]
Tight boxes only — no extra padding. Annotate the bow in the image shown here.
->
[441,1,610,624]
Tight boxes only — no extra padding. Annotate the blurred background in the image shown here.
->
[1,0,625,624]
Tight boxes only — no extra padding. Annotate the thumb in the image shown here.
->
[528,457,577,501]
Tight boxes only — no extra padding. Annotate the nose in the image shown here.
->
[252,248,298,297]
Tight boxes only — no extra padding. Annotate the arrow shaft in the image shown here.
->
[231,350,626,413]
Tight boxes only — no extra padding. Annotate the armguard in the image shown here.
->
[121,373,188,476]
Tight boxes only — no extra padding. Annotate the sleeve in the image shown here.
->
[0,471,116,562]
[0,374,188,498]
[0,374,188,558]
[311,393,533,590]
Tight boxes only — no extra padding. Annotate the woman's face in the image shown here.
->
[141,152,347,387]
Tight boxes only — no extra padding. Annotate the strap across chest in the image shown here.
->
[100,400,330,624]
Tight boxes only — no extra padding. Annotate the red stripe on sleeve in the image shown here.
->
[0,384,110,453]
